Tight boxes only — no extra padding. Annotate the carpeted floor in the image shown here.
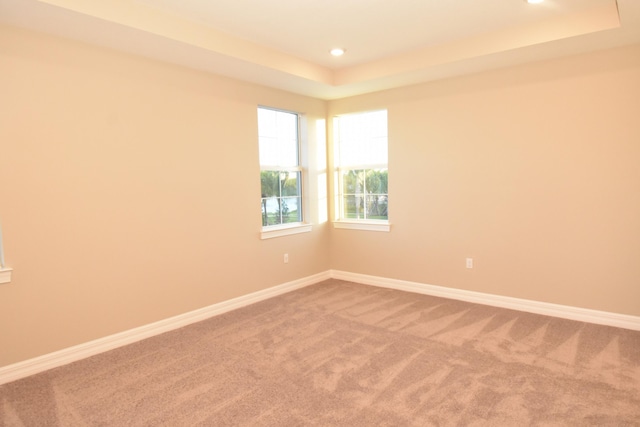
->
[1,279,639,426]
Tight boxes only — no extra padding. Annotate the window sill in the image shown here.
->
[0,267,12,284]
[333,220,391,232]
[261,223,312,240]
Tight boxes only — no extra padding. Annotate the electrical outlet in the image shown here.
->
[466,258,473,269]
[284,253,289,264]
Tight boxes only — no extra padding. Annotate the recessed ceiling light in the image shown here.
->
[330,48,346,57]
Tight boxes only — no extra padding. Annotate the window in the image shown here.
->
[334,110,389,231]
[258,107,309,238]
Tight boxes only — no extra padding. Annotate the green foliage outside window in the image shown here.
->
[261,171,302,226]
[341,169,388,220]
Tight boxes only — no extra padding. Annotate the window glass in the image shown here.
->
[258,107,303,227]
[334,110,388,222]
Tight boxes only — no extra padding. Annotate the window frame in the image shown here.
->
[333,110,390,232]
[258,106,311,239]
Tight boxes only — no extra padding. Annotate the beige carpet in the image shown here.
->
[1,279,639,426]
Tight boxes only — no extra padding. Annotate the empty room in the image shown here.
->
[1,0,639,424]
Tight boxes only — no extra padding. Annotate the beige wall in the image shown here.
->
[0,25,329,366]
[329,44,640,317]
[1,23,639,368]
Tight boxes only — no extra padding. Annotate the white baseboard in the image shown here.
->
[0,271,331,385]
[3,269,638,385]
[330,270,640,331]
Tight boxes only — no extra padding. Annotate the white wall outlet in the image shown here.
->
[0,267,12,284]
[284,253,289,264]
[466,258,473,269]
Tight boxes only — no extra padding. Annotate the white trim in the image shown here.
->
[333,221,390,232]
[0,271,330,385]
[3,269,639,385]
[0,267,12,284]
[261,223,312,239]
[330,270,640,331]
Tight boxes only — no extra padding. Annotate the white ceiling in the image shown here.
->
[1,0,639,99]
